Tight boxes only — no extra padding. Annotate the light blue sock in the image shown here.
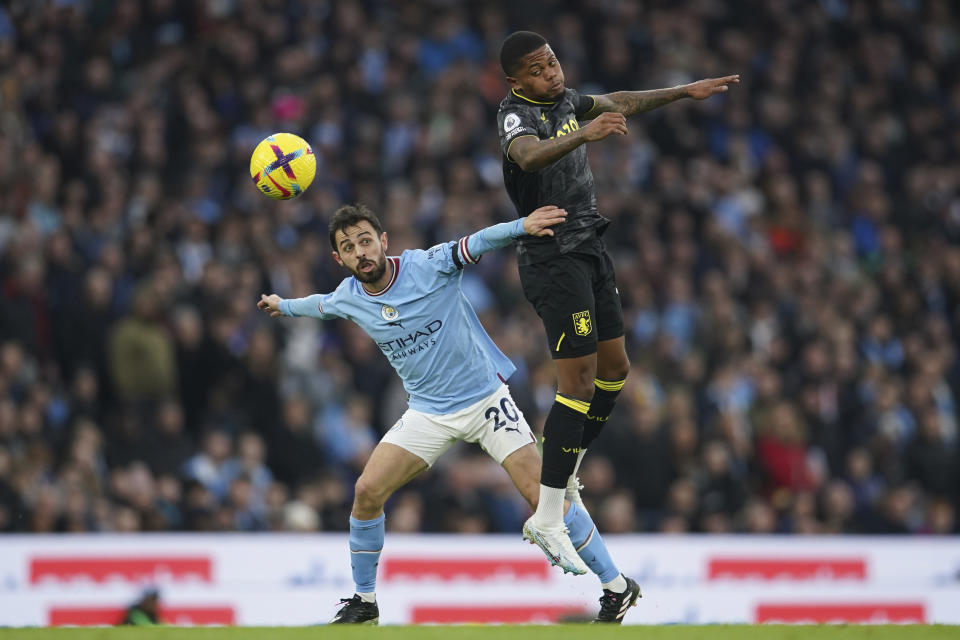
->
[564,502,620,584]
[349,513,385,593]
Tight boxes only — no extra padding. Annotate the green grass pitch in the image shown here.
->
[1,626,957,640]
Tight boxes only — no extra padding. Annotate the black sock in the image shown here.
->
[540,394,589,488]
[581,378,625,449]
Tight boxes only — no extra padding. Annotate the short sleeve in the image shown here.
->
[569,88,596,118]
[498,106,539,161]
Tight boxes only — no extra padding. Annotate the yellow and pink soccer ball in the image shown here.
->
[249,132,316,200]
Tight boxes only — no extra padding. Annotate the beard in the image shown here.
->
[352,253,388,283]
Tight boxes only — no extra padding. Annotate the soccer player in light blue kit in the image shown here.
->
[258,203,634,624]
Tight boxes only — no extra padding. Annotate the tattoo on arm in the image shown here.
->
[586,87,689,117]
[510,133,587,172]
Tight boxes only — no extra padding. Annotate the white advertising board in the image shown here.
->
[1,534,958,625]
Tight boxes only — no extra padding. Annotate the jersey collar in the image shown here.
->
[511,88,557,105]
[360,256,400,297]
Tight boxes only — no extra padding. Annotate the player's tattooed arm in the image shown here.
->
[586,87,687,116]
[509,112,628,171]
[585,75,740,118]
[509,134,588,172]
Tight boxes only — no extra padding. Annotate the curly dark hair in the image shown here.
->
[328,203,385,250]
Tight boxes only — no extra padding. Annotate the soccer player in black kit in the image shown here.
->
[498,30,738,619]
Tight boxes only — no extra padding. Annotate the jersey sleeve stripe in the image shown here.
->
[450,241,464,269]
[460,236,477,264]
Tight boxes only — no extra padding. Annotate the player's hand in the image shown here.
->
[258,293,284,318]
[686,75,740,100]
[523,205,567,237]
[582,112,628,141]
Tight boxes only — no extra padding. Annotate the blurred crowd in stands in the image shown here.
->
[1,0,959,536]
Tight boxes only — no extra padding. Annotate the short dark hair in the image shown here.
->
[328,203,384,250]
[499,31,548,76]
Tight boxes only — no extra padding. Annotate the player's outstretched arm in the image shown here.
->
[457,206,567,264]
[258,293,327,319]
[585,75,740,118]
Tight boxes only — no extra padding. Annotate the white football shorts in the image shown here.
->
[381,384,537,466]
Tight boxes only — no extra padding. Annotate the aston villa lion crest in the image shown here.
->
[572,310,592,336]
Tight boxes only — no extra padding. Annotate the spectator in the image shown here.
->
[697,440,746,518]
[146,400,194,478]
[266,395,325,488]
[107,282,177,403]
[182,429,235,501]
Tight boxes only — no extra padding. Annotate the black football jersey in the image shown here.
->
[498,87,609,264]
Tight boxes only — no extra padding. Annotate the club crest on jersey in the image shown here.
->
[381,305,399,321]
[503,113,521,132]
[572,310,592,336]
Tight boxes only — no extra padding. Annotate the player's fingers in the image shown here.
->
[540,229,554,236]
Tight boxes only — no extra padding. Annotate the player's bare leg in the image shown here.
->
[501,443,543,510]
[333,442,427,625]
[556,352,600,399]
[352,442,428,520]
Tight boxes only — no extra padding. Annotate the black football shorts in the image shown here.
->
[519,237,624,359]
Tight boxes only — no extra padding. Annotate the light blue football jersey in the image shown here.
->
[279,219,526,414]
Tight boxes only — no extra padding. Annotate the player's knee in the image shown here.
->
[570,382,596,401]
[557,361,597,400]
[560,375,595,401]
[354,476,387,512]
[598,348,630,382]
[603,359,629,383]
